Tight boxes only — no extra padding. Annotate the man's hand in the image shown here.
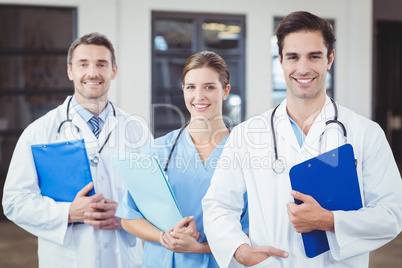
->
[234,243,288,267]
[68,182,104,223]
[286,190,334,233]
[84,198,122,230]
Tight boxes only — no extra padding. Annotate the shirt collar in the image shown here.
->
[288,115,306,148]
[71,95,111,123]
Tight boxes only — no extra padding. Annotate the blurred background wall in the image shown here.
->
[0,0,401,267]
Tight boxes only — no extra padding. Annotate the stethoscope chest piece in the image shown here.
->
[89,154,100,166]
[272,158,286,174]
[58,96,117,167]
[270,98,346,175]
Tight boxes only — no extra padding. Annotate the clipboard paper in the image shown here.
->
[289,144,362,258]
[112,153,183,232]
[31,139,95,202]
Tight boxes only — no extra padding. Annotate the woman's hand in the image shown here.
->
[160,230,209,254]
[172,216,200,240]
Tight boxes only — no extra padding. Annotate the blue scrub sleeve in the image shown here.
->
[115,188,145,220]
[240,192,250,234]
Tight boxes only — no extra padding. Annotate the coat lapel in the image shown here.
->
[274,97,343,158]
[302,97,342,156]
[69,103,118,150]
[275,99,302,152]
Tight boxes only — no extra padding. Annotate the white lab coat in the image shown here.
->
[2,96,152,268]
[202,97,402,268]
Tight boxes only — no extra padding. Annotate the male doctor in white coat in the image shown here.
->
[2,32,152,267]
[202,11,402,268]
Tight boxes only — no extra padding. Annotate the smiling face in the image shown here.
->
[279,30,334,102]
[67,44,117,105]
[182,67,230,122]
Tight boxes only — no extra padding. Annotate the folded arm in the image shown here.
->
[122,218,161,243]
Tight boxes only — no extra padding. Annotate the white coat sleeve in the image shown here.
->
[202,133,250,268]
[327,123,402,260]
[2,127,71,245]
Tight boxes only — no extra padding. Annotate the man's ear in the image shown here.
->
[327,49,335,70]
[111,64,118,80]
[67,64,73,81]
[278,53,283,64]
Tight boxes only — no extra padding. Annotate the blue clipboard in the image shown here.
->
[31,139,95,202]
[289,144,362,258]
[112,153,183,232]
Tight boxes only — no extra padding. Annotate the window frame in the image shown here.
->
[0,4,77,220]
[151,11,246,137]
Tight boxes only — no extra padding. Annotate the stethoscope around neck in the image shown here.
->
[164,121,231,172]
[56,96,116,166]
[271,98,347,174]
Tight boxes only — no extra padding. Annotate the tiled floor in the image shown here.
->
[0,220,401,267]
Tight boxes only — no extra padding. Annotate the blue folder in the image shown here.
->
[289,144,362,258]
[31,139,95,202]
[112,153,183,232]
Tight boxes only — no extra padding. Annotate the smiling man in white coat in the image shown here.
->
[202,11,402,268]
[2,33,152,267]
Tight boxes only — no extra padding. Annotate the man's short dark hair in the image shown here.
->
[276,11,336,60]
[67,32,116,67]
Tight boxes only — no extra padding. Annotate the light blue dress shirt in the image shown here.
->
[289,116,306,148]
[116,128,249,268]
[71,95,110,133]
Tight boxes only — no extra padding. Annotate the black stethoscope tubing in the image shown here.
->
[56,96,79,137]
[57,96,116,166]
[164,122,190,172]
[164,122,231,172]
[271,98,347,174]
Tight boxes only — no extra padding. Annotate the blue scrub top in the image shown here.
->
[116,128,249,268]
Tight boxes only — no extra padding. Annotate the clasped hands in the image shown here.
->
[68,182,121,230]
[159,216,205,254]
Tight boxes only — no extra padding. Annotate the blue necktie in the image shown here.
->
[89,116,100,138]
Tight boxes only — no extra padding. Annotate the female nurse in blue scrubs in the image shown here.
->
[116,51,248,267]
